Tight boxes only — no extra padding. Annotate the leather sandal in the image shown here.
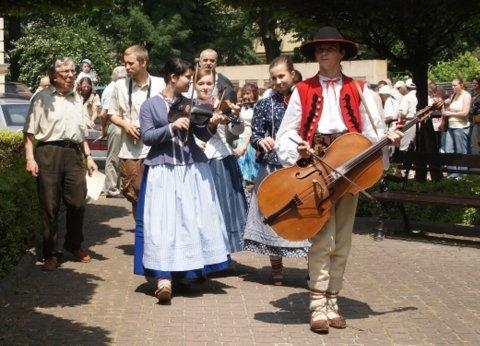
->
[42,256,59,271]
[154,286,172,304]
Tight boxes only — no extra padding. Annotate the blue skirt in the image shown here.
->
[237,138,259,182]
[209,155,247,252]
[134,163,231,280]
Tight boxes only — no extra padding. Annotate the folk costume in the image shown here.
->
[199,98,248,253]
[243,92,310,262]
[134,94,231,292]
[276,26,386,333]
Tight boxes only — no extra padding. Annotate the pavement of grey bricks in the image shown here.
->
[1,195,480,345]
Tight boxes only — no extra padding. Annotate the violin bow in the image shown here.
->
[184,59,200,141]
[215,89,226,111]
[288,137,376,201]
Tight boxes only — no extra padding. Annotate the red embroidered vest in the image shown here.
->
[297,74,364,145]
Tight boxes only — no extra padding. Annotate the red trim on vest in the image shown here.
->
[297,74,364,145]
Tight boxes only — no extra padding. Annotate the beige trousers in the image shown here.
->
[307,193,358,293]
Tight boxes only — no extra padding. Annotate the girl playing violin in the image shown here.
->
[134,58,230,304]
[194,68,248,253]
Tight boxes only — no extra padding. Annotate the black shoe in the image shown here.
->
[106,194,124,198]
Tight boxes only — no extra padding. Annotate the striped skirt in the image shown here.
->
[209,155,248,252]
[134,162,231,279]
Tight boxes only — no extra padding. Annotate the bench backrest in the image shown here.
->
[392,151,480,173]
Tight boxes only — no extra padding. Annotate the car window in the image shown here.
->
[1,104,30,126]
[5,83,31,93]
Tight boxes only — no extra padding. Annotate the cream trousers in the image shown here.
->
[307,193,358,293]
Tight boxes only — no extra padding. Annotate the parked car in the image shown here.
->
[86,127,108,165]
[0,95,107,165]
[0,97,31,132]
[4,82,33,100]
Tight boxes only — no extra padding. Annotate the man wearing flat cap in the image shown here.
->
[276,26,402,333]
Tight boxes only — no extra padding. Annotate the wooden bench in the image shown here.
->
[371,151,480,239]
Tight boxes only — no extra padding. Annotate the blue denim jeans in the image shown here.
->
[444,127,469,178]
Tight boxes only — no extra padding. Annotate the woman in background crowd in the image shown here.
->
[468,77,480,154]
[77,76,101,128]
[243,56,310,286]
[443,76,471,179]
[236,83,260,187]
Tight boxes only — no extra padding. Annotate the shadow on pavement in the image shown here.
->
[0,268,111,344]
[0,202,130,344]
[354,217,480,249]
[253,292,417,325]
[232,260,308,289]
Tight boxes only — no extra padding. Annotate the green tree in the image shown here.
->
[230,0,480,180]
[10,15,115,88]
[91,0,259,68]
[429,52,480,83]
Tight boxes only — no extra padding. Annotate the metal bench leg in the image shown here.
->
[398,203,411,234]
[374,201,386,241]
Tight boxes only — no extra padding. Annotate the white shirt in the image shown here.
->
[108,75,166,159]
[383,95,400,123]
[399,90,418,119]
[101,81,115,110]
[276,75,387,168]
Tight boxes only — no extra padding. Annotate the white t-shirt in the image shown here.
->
[108,75,166,159]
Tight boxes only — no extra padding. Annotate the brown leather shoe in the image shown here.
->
[154,286,172,304]
[328,315,347,329]
[42,256,59,271]
[310,318,329,334]
[72,249,91,263]
[270,272,283,286]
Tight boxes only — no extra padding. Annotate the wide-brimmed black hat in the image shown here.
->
[300,26,358,61]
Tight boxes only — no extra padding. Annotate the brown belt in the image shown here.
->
[312,132,347,154]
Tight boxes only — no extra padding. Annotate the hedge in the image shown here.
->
[0,131,41,278]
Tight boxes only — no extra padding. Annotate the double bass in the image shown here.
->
[257,100,443,241]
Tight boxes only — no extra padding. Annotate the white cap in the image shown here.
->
[378,85,392,95]
[405,78,416,89]
[394,80,406,88]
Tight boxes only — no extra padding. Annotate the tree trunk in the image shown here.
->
[411,59,443,181]
[5,17,21,81]
[262,36,281,63]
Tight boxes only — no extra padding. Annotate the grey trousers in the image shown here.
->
[103,122,122,196]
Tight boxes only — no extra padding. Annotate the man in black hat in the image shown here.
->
[276,26,402,333]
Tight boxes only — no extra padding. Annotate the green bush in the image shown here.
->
[357,174,480,226]
[0,131,41,278]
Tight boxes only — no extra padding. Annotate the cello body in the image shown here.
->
[257,132,384,241]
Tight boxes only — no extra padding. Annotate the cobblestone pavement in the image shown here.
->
[1,195,480,345]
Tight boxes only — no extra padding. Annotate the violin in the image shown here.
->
[216,99,242,124]
[167,95,214,125]
[256,100,443,241]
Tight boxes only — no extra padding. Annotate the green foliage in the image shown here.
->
[357,175,480,226]
[429,52,480,82]
[10,15,116,88]
[89,0,259,69]
[0,131,41,278]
